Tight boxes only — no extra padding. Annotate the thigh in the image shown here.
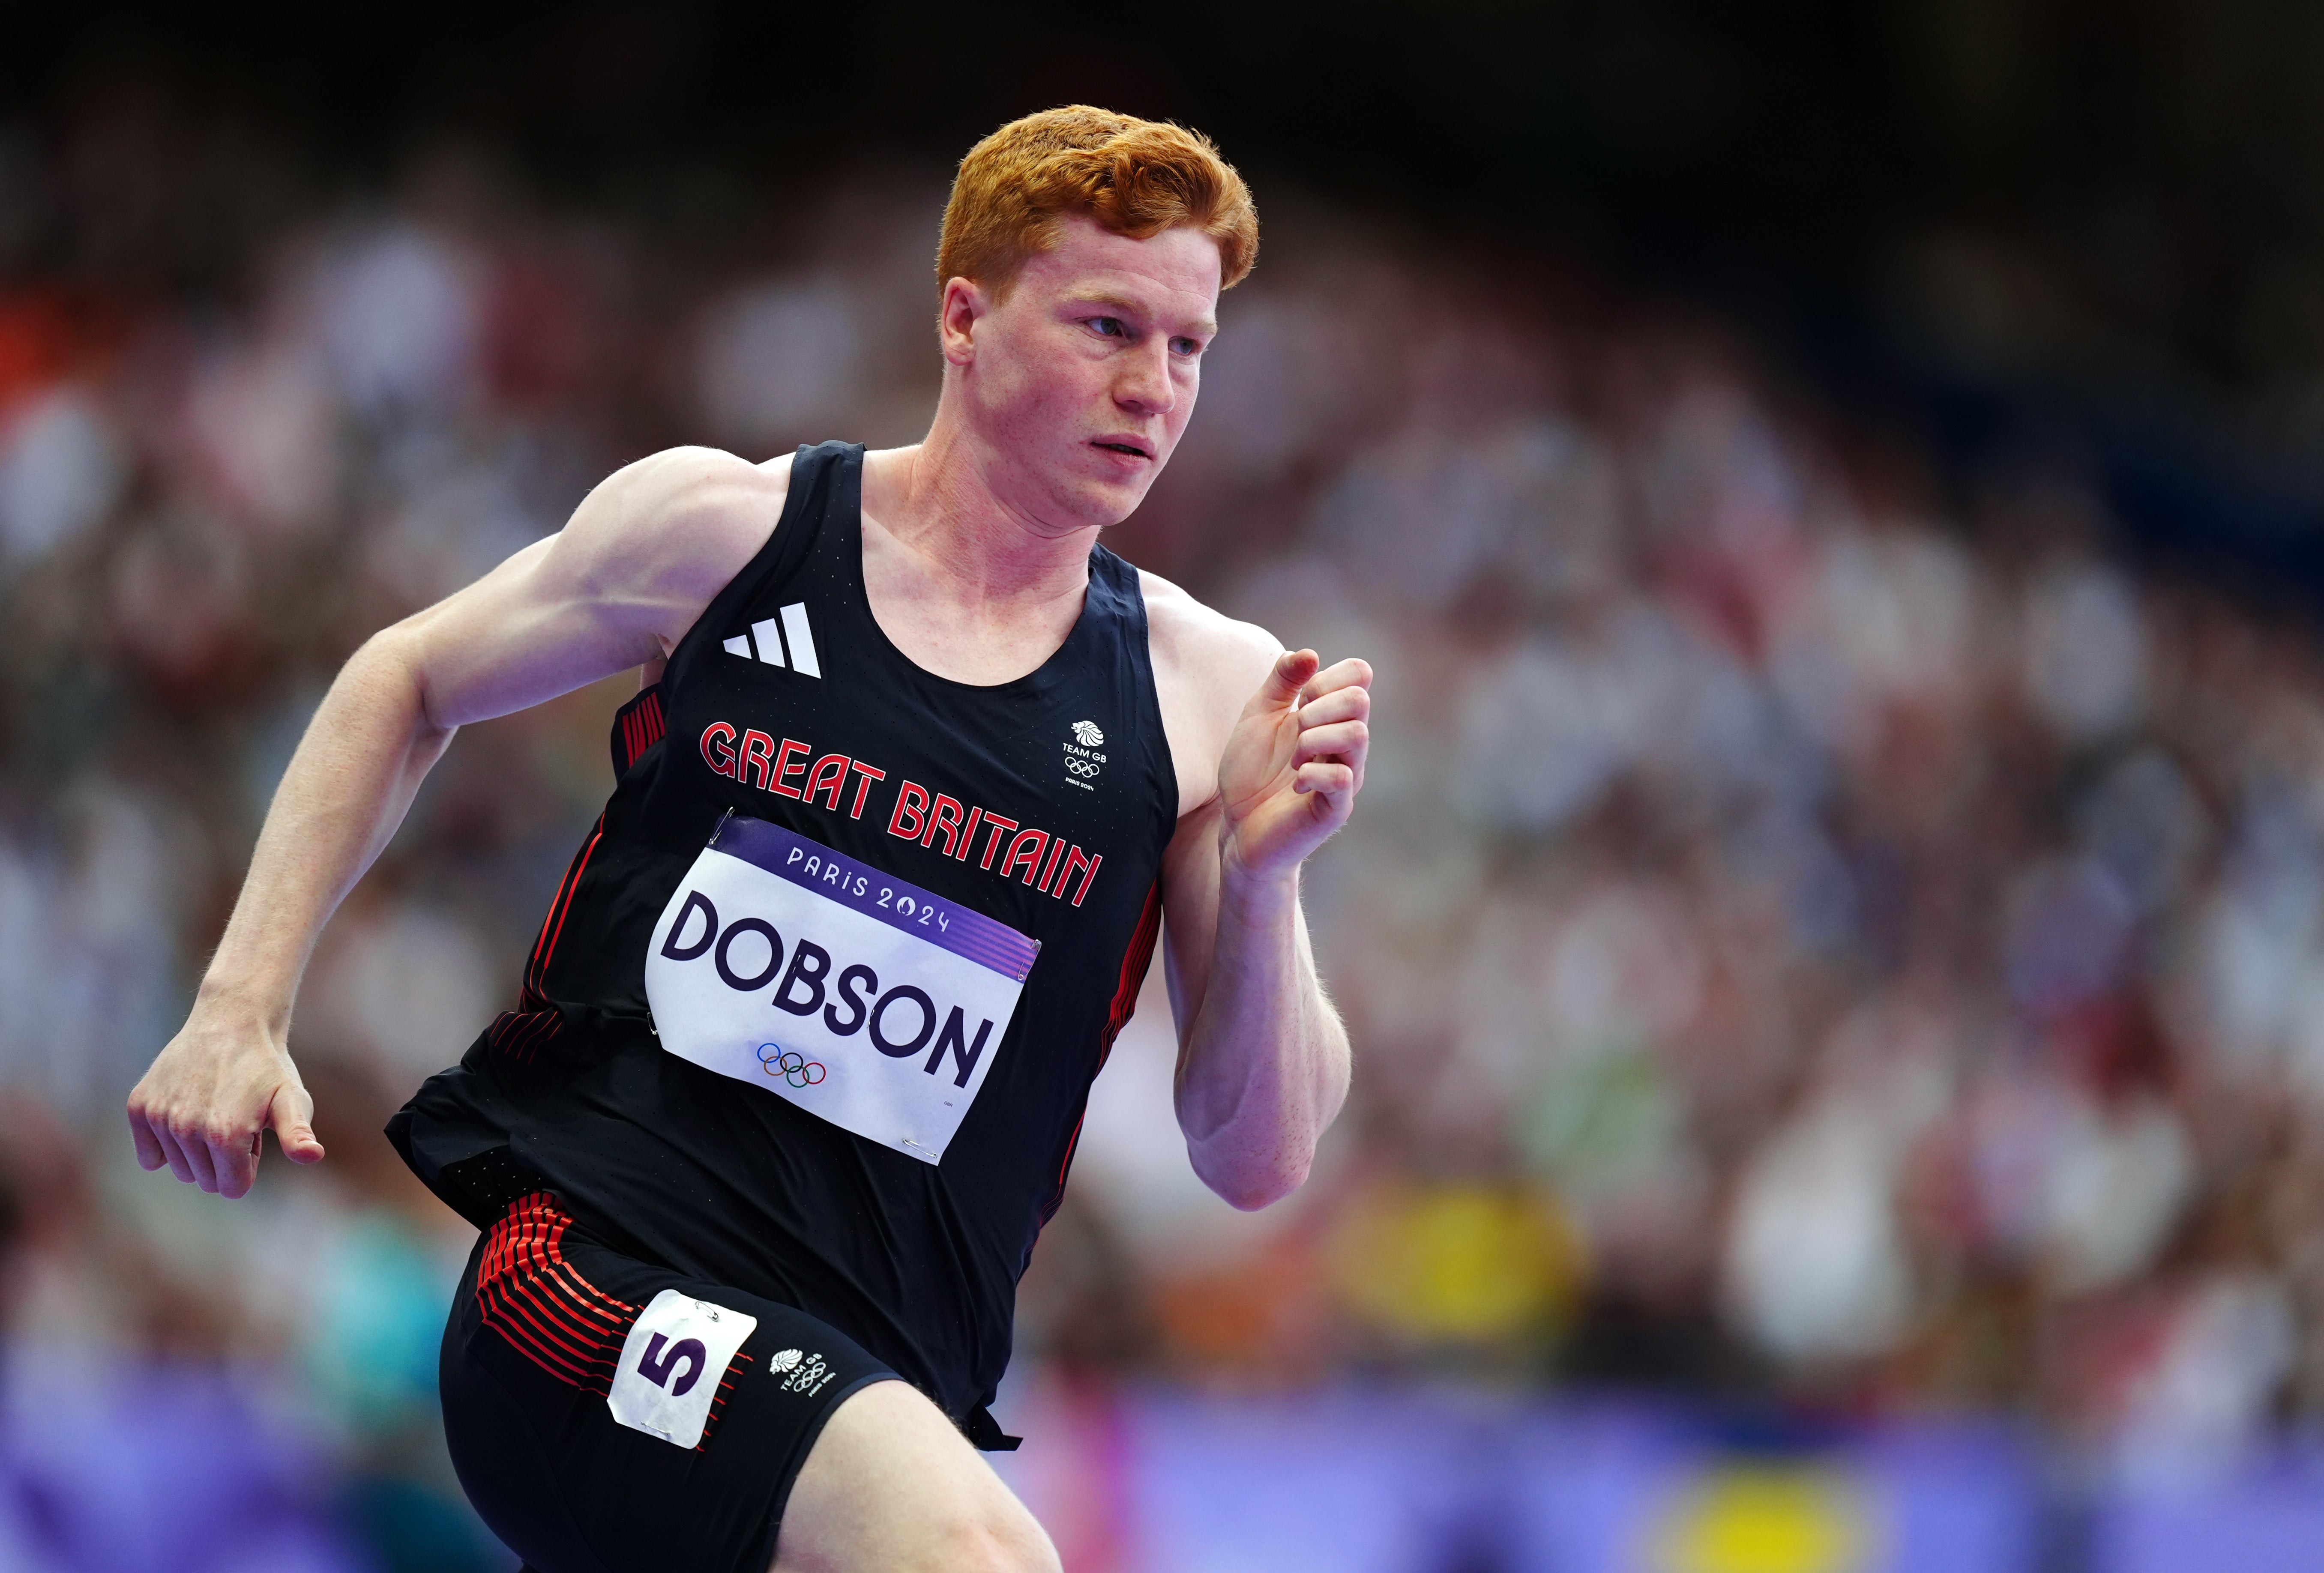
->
[771,1380,1059,1573]
[440,1193,896,1573]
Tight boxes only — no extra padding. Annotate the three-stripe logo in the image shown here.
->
[724,604,821,678]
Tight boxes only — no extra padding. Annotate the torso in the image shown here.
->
[390,441,1205,1425]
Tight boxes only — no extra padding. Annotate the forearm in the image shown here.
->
[200,631,455,1029]
[1174,856,1351,1211]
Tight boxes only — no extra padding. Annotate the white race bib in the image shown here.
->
[607,1289,757,1449]
[643,814,1039,1164]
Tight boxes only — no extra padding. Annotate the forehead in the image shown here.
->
[1015,214,1222,324]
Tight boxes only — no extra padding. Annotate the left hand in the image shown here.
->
[1217,649,1372,882]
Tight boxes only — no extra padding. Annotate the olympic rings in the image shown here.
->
[1065,757,1101,777]
[756,1043,827,1087]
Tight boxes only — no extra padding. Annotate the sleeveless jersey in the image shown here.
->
[388,442,1177,1427]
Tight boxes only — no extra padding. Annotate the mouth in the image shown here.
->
[1092,439,1153,461]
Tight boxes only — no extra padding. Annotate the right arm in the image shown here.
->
[126,446,790,1198]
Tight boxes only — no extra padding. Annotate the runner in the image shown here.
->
[126,105,1367,1572]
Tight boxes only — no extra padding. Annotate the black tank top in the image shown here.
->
[388,442,1177,1426]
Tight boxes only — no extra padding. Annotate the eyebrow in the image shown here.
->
[1066,292,1217,338]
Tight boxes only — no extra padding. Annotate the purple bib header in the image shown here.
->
[709,814,1041,981]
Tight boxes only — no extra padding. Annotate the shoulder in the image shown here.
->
[1140,568,1281,807]
[553,446,792,601]
[1141,569,1281,702]
[569,445,790,555]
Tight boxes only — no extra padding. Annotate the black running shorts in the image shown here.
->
[439,1192,897,1573]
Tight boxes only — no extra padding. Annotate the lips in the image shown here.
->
[1091,437,1153,461]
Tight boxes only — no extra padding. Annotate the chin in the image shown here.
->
[1086,483,1151,529]
[1052,473,1149,530]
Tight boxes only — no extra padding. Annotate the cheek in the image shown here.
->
[1038,368,1117,446]
[979,356,1057,433]
[993,345,1089,422]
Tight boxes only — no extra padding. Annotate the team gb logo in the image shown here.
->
[1063,721,1107,790]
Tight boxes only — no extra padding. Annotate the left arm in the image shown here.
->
[1163,647,1372,1210]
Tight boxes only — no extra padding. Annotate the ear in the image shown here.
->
[938,276,988,367]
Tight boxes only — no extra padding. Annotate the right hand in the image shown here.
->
[126,1001,325,1199]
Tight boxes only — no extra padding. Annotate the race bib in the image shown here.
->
[644,814,1039,1164]
[607,1289,757,1449]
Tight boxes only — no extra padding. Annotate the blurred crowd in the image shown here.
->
[5,119,2324,1566]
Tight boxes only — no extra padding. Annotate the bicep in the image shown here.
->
[394,447,780,727]
[394,535,662,728]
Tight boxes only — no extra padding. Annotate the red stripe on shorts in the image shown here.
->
[476,1192,637,1394]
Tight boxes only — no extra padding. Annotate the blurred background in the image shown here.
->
[7,2,2324,1569]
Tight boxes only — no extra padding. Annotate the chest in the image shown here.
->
[857,515,1086,684]
[857,529,1214,816]
[668,595,1165,937]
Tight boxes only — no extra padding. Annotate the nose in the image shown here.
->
[1114,338,1176,417]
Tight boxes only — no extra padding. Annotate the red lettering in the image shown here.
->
[975,814,1019,871]
[1001,829,1049,884]
[771,738,812,799]
[1069,851,1103,907]
[955,807,983,861]
[738,730,776,790]
[846,761,886,819]
[699,721,738,779]
[1056,844,1098,902]
[1036,836,1069,893]
[887,781,931,840]
[804,753,850,811]
[920,795,966,858]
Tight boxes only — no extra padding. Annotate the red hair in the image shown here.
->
[937,105,1258,296]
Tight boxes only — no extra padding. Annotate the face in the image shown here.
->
[940,213,1221,532]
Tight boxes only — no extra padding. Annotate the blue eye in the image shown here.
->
[1090,317,1125,337]
[1171,338,1202,356]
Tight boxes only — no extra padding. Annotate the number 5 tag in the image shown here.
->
[607,1289,758,1449]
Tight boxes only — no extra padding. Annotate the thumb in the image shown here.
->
[1250,649,1320,712]
[268,1080,326,1165]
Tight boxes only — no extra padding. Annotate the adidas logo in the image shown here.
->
[723,604,821,678]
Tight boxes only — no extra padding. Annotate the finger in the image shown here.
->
[1297,687,1370,728]
[1293,721,1369,766]
[153,1124,198,1185]
[1309,745,1366,796]
[269,1080,326,1166]
[127,1103,167,1172]
[211,1130,260,1200]
[1292,761,1357,797]
[1247,649,1321,714]
[177,1126,222,1193]
[1298,657,1373,703]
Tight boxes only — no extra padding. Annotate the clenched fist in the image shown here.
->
[126,1000,325,1199]
[1216,649,1372,882]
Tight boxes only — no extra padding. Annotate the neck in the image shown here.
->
[868,403,1098,607]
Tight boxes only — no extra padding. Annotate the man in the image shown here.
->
[127,106,1366,1572]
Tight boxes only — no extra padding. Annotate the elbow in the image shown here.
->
[348,628,455,744]
[1192,1146,1312,1212]
[1220,1178,1299,1213]
[350,624,422,688]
